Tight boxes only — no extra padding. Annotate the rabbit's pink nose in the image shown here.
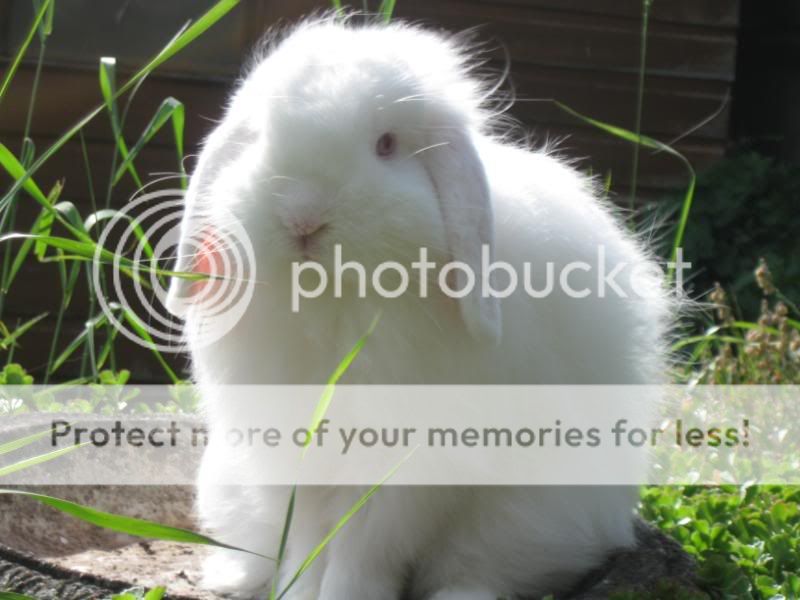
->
[291,220,326,238]
[286,219,329,257]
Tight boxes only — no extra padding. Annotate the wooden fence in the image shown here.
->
[0,0,740,381]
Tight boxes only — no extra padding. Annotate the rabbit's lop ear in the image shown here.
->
[423,129,502,343]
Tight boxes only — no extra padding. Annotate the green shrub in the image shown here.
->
[659,151,800,318]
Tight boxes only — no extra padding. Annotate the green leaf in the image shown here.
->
[0,143,49,205]
[100,56,141,189]
[3,184,60,292]
[84,207,160,284]
[269,486,297,600]
[378,0,397,22]
[113,97,185,186]
[552,100,696,282]
[48,311,111,375]
[120,308,180,384]
[0,312,48,351]
[0,363,33,385]
[0,232,112,265]
[0,147,91,246]
[0,423,68,457]
[0,592,38,600]
[276,447,416,599]
[304,313,380,450]
[0,0,53,104]
[0,232,208,284]
[0,443,89,478]
[144,588,166,600]
[0,489,272,558]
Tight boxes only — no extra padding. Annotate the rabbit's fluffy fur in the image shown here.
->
[168,15,674,600]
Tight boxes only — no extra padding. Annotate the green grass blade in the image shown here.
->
[0,143,49,205]
[113,97,185,186]
[0,146,91,244]
[117,0,241,98]
[269,486,298,600]
[0,0,240,212]
[731,320,781,336]
[0,0,52,104]
[48,312,110,375]
[0,312,48,351]
[671,334,743,353]
[120,308,179,383]
[4,183,63,292]
[37,0,55,40]
[304,313,380,450]
[378,0,397,21]
[0,489,273,558]
[84,207,160,283]
[629,0,652,211]
[100,57,141,189]
[276,448,416,600]
[273,316,380,596]
[603,171,613,195]
[0,443,89,478]
[1,233,113,264]
[96,319,120,371]
[552,100,696,282]
[144,588,166,600]
[1,233,207,288]
[42,199,91,248]
[0,592,38,600]
[0,423,66,457]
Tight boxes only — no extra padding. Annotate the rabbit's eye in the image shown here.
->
[375,132,397,158]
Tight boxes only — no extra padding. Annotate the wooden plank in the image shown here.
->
[396,0,738,80]
[2,0,248,79]
[461,0,740,28]
[3,2,740,81]
[0,0,740,384]
[0,134,193,216]
[500,63,731,140]
[0,123,720,215]
[524,125,724,191]
[0,64,229,147]
[1,58,730,146]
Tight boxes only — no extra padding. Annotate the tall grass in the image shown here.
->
[0,0,228,381]
[629,0,653,213]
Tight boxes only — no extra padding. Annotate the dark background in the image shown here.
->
[0,0,796,382]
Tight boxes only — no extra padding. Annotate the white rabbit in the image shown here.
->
[166,14,674,600]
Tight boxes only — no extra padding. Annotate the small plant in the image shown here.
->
[0,363,32,385]
[677,258,800,385]
[641,485,800,599]
[111,587,166,600]
[657,151,800,317]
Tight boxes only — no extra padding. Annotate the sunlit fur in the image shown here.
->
[169,14,675,600]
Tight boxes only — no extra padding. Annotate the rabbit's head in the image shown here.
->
[167,17,501,343]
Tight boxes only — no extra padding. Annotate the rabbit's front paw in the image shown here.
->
[430,587,499,600]
[201,550,272,599]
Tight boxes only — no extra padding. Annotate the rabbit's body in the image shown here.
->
[168,16,672,600]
